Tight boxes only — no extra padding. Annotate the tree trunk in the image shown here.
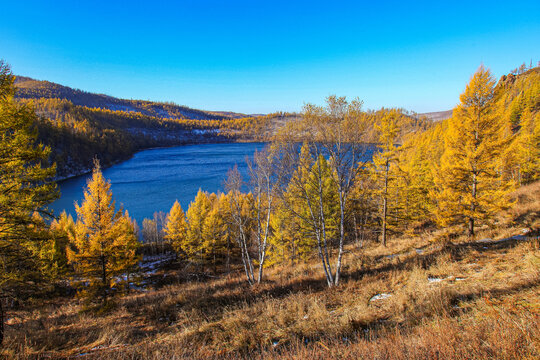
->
[353,213,359,247]
[226,235,231,273]
[334,193,346,286]
[382,161,389,247]
[257,198,273,284]
[469,173,477,238]
[101,255,107,302]
[0,299,3,345]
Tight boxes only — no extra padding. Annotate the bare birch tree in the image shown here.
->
[246,147,284,283]
[276,95,369,287]
[224,166,255,285]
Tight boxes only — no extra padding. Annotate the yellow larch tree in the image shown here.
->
[0,61,58,342]
[67,159,140,303]
[433,66,515,237]
[43,211,75,280]
[163,200,188,257]
[370,109,401,246]
[201,193,231,271]
[185,189,211,264]
[266,198,301,266]
[511,108,540,183]
[283,144,339,285]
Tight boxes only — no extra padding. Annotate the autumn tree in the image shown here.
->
[185,189,212,265]
[43,211,76,280]
[266,197,301,266]
[201,193,234,271]
[370,110,401,246]
[0,61,58,342]
[214,192,237,271]
[348,167,379,247]
[512,109,540,183]
[225,166,256,284]
[113,210,140,292]
[142,211,167,254]
[163,200,188,257]
[279,143,339,286]
[433,66,514,237]
[277,96,368,287]
[247,146,284,283]
[67,159,140,303]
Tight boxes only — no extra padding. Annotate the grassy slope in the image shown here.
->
[3,182,539,359]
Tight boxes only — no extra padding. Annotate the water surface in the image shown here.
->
[51,142,266,224]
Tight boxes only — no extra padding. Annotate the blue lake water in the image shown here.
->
[51,142,266,225]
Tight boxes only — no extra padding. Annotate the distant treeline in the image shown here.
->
[15,76,233,120]
[17,96,294,178]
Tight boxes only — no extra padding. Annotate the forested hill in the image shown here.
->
[13,66,538,181]
[13,75,280,179]
[14,76,248,120]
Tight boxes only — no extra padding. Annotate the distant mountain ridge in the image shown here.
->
[14,76,250,120]
[416,110,453,122]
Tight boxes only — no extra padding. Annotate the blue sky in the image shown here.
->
[1,0,538,114]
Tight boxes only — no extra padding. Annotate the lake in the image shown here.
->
[51,142,266,224]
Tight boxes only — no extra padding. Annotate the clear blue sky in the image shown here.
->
[1,0,538,114]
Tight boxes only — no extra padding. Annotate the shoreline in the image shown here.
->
[55,137,263,183]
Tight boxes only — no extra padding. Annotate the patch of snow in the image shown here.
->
[428,277,443,283]
[140,253,175,271]
[415,249,424,254]
[476,234,529,245]
[455,277,466,281]
[386,254,398,259]
[192,129,220,135]
[370,293,392,302]
[107,104,138,113]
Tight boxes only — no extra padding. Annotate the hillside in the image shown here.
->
[3,181,539,359]
[15,76,248,120]
[13,76,302,179]
[416,110,452,121]
[13,77,277,179]
[17,97,232,179]
[1,61,539,359]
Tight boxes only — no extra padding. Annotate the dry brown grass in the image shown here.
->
[3,182,540,359]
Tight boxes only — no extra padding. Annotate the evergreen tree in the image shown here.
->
[433,66,514,237]
[0,61,58,342]
[67,159,140,303]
